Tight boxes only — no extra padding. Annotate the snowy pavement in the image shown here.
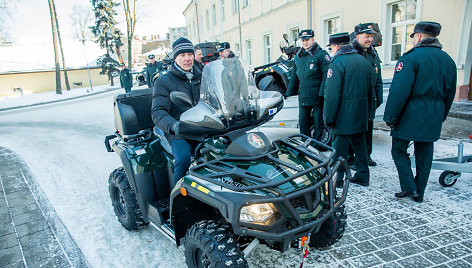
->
[0,90,471,267]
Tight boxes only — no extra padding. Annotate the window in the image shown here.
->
[323,16,340,46]
[246,40,252,65]
[220,0,225,20]
[242,0,248,8]
[290,27,299,42]
[232,0,238,14]
[206,10,210,30]
[264,34,271,64]
[389,0,417,61]
[212,4,217,25]
[234,43,240,57]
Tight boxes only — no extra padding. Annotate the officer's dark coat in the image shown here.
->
[323,45,373,135]
[352,39,383,120]
[119,68,132,90]
[285,43,331,106]
[146,61,164,88]
[151,63,202,143]
[383,38,456,142]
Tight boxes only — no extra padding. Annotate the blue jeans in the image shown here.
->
[170,139,198,186]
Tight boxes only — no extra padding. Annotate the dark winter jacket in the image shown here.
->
[285,42,331,106]
[119,68,132,90]
[151,62,202,143]
[323,45,373,135]
[383,38,456,142]
[146,61,164,88]
[352,39,383,120]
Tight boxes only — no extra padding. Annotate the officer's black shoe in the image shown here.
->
[350,177,369,187]
[368,157,377,167]
[395,191,419,198]
[412,196,423,203]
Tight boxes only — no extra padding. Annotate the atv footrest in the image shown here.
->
[154,199,170,213]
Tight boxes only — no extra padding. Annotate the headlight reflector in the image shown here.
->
[240,203,277,224]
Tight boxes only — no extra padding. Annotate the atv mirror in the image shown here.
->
[283,33,289,43]
[170,92,193,108]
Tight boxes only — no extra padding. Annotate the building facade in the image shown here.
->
[169,26,189,44]
[183,0,472,98]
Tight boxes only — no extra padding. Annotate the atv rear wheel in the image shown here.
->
[108,167,147,230]
[184,220,247,268]
[309,205,347,248]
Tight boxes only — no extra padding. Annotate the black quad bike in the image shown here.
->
[105,58,351,267]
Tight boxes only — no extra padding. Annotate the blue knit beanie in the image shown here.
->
[172,37,195,59]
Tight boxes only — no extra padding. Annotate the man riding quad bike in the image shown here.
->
[105,58,350,267]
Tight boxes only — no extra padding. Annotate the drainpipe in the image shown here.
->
[193,0,201,43]
[237,0,242,55]
[308,0,312,28]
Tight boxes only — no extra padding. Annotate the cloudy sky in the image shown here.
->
[0,0,189,71]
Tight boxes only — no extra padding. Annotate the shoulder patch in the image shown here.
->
[325,55,330,61]
[327,68,333,78]
[395,62,404,73]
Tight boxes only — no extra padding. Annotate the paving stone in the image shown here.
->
[446,259,472,268]
[437,243,471,259]
[28,253,70,268]
[334,233,357,247]
[331,260,355,268]
[347,210,372,221]
[423,250,450,264]
[19,229,56,250]
[348,218,376,231]
[370,215,390,225]
[368,205,390,215]
[365,225,395,238]
[11,210,43,226]
[0,222,15,236]
[0,246,23,266]
[15,218,50,238]
[0,211,12,224]
[374,248,400,262]
[462,239,472,249]
[390,242,423,257]
[22,242,65,267]
[9,202,40,217]
[6,194,36,208]
[397,255,433,268]
[2,182,29,194]
[384,211,410,221]
[7,259,26,268]
[371,235,402,249]
[0,232,19,249]
[329,245,362,260]
[393,231,416,242]
[350,230,373,242]
[453,227,472,240]
[401,216,429,227]
[409,225,437,238]
[0,197,6,207]
[416,238,440,251]
[348,253,382,268]
[377,262,401,268]
[464,255,472,264]
[429,232,461,246]
[354,241,378,254]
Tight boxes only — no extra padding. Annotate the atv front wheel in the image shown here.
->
[184,220,247,268]
[108,167,147,230]
[309,205,347,248]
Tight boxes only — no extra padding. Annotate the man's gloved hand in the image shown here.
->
[170,122,179,135]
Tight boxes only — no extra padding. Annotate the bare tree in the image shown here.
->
[52,1,70,91]
[0,0,18,42]
[48,0,62,94]
[121,0,137,70]
[70,4,93,41]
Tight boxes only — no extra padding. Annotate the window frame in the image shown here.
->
[246,39,252,65]
[320,11,343,48]
[206,9,210,30]
[263,34,272,64]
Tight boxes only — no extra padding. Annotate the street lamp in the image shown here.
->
[79,38,93,92]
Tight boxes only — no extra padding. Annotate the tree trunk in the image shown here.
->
[110,73,114,86]
[52,0,70,91]
[48,0,62,94]
[128,38,132,71]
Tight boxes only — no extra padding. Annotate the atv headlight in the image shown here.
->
[240,203,277,224]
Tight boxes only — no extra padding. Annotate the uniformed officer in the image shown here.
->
[217,42,236,58]
[146,54,163,88]
[119,63,132,93]
[348,23,383,167]
[323,32,373,187]
[285,29,331,141]
[384,21,456,202]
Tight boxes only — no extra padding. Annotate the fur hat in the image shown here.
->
[410,21,441,38]
[328,32,351,46]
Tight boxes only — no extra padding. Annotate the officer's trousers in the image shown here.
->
[391,137,434,198]
[299,104,323,141]
[348,120,373,158]
[333,132,369,184]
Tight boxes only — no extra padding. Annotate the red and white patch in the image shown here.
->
[368,24,373,29]
[395,62,404,72]
[325,55,330,61]
[327,69,333,78]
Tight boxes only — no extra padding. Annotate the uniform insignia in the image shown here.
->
[302,32,306,35]
[375,67,378,73]
[325,55,330,61]
[327,69,333,78]
[368,24,373,29]
[395,62,404,72]
[310,63,314,69]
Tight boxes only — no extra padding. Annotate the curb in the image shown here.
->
[0,86,122,112]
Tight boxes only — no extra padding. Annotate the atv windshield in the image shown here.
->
[179,58,283,137]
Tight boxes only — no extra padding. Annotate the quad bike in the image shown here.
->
[105,58,351,267]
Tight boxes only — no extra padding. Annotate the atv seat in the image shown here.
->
[114,88,154,136]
